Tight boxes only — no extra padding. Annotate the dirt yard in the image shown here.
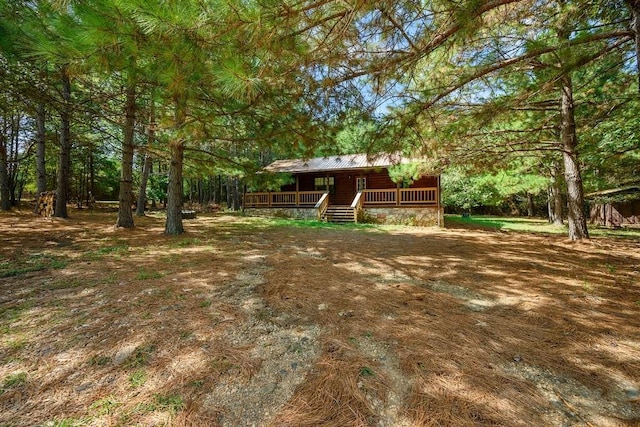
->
[1,208,639,426]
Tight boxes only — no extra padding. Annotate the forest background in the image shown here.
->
[1,0,639,240]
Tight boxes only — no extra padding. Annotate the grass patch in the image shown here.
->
[0,253,68,278]
[358,366,376,378]
[172,238,202,248]
[445,214,640,238]
[48,278,84,290]
[124,344,156,368]
[271,218,376,230]
[128,370,147,388]
[43,419,87,427]
[88,355,111,367]
[1,372,27,393]
[83,244,129,260]
[153,393,185,414]
[6,337,27,351]
[0,302,33,322]
[445,215,565,234]
[218,215,378,232]
[135,270,163,280]
[132,402,156,415]
[89,394,119,415]
[130,393,185,416]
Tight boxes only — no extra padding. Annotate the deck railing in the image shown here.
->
[315,193,329,221]
[244,191,326,208]
[362,189,397,204]
[244,188,438,208]
[350,192,364,223]
[362,187,438,206]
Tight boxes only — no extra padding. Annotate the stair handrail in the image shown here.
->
[350,191,364,223]
[315,192,329,221]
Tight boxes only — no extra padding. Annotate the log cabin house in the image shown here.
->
[244,153,443,226]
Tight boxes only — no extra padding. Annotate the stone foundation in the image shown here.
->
[245,206,443,227]
[362,207,443,227]
[245,207,319,221]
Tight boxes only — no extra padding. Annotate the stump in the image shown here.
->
[35,191,56,217]
[181,210,197,219]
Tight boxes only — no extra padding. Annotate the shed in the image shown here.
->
[587,185,640,227]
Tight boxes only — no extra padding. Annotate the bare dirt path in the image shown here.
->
[1,209,639,426]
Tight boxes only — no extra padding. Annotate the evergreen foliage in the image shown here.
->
[0,1,638,238]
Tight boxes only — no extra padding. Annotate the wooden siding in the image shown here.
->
[272,168,439,206]
[590,200,640,226]
[412,175,438,188]
[364,170,396,189]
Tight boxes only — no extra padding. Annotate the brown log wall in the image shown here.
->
[280,169,438,205]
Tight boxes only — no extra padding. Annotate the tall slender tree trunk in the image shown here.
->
[116,82,136,228]
[526,192,534,217]
[55,67,72,218]
[165,143,184,234]
[88,147,95,200]
[35,102,47,195]
[9,115,19,206]
[626,0,640,92]
[215,175,222,205]
[165,97,186,235]
[136,106,155,216]
[0,134,10,211]
[548,161,564,226]
[233,177,240,211]
[560,74,589,240]
[136,153,152,216]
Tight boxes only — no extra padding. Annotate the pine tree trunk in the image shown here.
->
[55,68,71,218]
[165,143,184,234]
[560,74,589,240]
[234,178,241,211]
[526,192,534,217]
[136,153,152,216]
[88,147,95,200]
[8,115,19,207]
[137,106,155,216]
[0,134,10,211]
[548,161,564,225]
[35,102,46,195]
[215,175,222,205]
[626,0,640,92]
[116,82,136,228]
[165,97,186,235]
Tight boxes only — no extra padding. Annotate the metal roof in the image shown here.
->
[585,185,640,197]
[585,185,640,202]
[263,153,412,173]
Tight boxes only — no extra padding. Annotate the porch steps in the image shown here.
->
[323,205,355,223]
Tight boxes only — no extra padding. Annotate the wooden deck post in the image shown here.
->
[437,175,441,227]
[296,175,299,206]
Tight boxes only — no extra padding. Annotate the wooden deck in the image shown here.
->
[243,188,439,208]
[243,191,326,208]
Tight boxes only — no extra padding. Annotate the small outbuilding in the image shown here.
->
[587,185,640,227]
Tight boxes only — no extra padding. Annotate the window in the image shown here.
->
[314,177,335,194]
[356,177,366,192]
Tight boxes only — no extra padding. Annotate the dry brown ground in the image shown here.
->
[0,207,639,427]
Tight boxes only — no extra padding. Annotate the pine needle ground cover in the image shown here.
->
[1,208,639,426]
